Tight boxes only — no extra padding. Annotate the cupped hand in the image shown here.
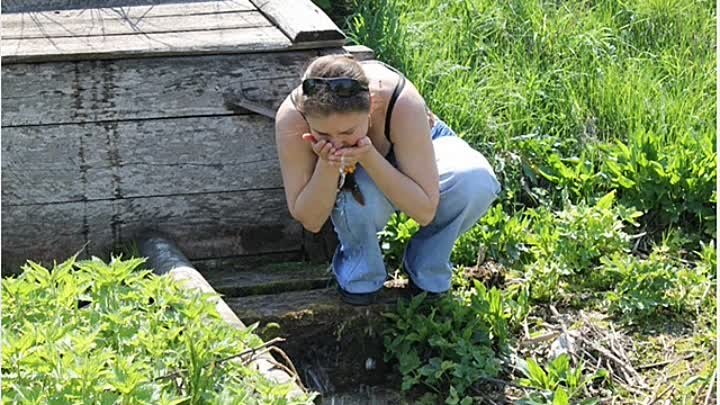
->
[302,133,339,166]
[329,137,373,170]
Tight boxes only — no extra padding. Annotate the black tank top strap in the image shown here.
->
[358,60,407,146]
[384,75,406,144]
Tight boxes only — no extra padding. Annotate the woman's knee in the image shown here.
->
[439,159,501,218]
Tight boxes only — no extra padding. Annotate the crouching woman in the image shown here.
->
[274,54,501,305]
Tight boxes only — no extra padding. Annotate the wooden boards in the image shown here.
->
[1,0,346,63]
[2,116,283,204]
[0,49,324,275]
[2,51,311,126]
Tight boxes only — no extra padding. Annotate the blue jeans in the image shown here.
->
[330,119,502,294]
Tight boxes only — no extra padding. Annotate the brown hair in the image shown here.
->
[297,54,371,117]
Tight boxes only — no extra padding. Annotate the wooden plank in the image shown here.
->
[3,115,283,205]
[1,25,292,63]
[1,189,303,275]
[226,287,410,328]
[190,251,304,274]
[1,49,328,126]
[199,261,332,297]
[250,0,345,43]
[342,45,375,61]
[1,199,115,274]
[2,10,270,39]
[1,0,252,14]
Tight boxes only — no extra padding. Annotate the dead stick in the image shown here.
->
[519,331,562,348]
[703,368,716,405]
[269,346,303,388]
[154,337,285,381]
[646,385,675,405]
[580,336,647,387]
[638,353,697,370]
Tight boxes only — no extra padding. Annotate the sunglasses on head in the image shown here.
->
[302,77,369,97]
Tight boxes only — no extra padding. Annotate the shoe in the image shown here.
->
[337,285,382,306]
[407,278,447,301]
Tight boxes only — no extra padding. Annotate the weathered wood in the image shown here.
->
[2,10,270,39]
[1,49,327,126]
[3,1,254,19]
[1,0,239,14]
[227,287,409,327]
[2,25,292,63]
[200,261,332,297]
[190,251,304,274]
[342,45,375,61]
[2,116,283,204]
[250,0,345,43]
[1,189,302,274]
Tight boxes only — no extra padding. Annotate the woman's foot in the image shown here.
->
[336,285,382,306]
[407,278,448,301]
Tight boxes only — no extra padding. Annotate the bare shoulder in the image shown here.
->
[275,89,309,142]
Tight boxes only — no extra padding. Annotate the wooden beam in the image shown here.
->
[250,0,345,43]
[343,44,375,61]
[1,0,246,14]
[2,10,270,40]
[2,25,292,63]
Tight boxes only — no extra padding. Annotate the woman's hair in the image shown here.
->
[297,54,371,117]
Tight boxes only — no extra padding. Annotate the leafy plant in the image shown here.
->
[452,204,533,268]
[2,255,316,405]
[517,354,607,405]
[384,281,510,403]
[506,192,642,303]
[604,241,713,324]
[378,212,420,271]
[602,128,716,237]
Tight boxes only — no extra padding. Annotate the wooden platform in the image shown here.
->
[1,1,369,274]
[1,0,346,63]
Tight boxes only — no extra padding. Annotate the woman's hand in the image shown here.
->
[302,133,338,166]
[329,136,374,170]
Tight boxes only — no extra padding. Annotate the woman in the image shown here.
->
[274,54,501,305]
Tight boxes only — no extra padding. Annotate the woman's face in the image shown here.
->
[305,111,369,149]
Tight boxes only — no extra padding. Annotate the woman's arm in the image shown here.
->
[359,88,440,225]
[275,100,340,233]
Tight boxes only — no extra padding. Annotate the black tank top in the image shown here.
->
[290,60,406,153]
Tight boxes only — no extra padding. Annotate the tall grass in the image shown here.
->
[347,0,716,236]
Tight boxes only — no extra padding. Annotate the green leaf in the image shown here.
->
[595,190,616,210]
[552,387,569,405]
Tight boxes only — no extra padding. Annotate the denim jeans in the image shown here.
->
[330,119,502,294]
